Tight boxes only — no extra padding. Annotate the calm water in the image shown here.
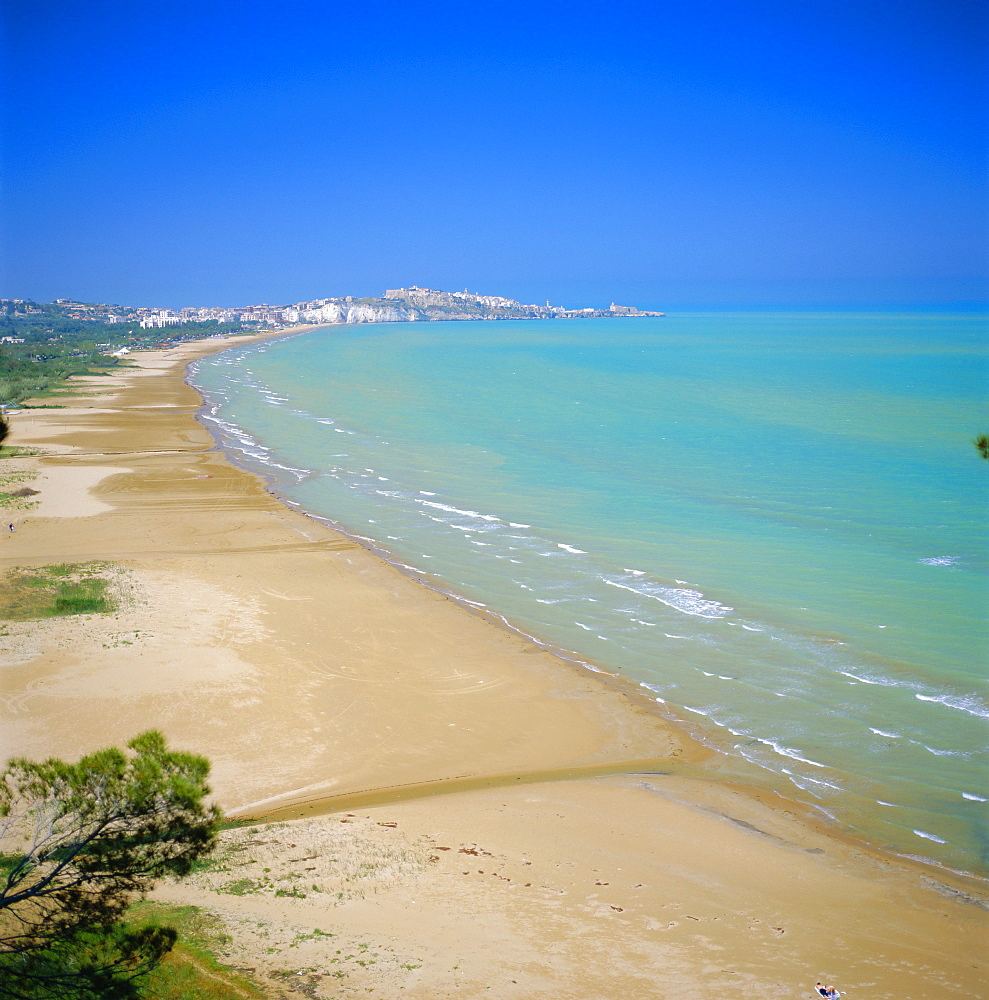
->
[190,313,989,876]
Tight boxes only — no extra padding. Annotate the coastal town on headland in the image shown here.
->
[3,285,663,336]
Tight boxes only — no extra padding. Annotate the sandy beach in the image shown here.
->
[2,331,986,1000]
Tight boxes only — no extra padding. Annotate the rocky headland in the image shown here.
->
[289,285,665,325]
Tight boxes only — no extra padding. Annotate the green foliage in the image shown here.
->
[0,468,40,510]
[122,903,270,1000]
[0,732,222,999]
[0,300,256,404]
[0,922,177,1000]
[0,564,115,620]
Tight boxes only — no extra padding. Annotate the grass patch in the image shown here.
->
[0,562,116,620]
[219,877,266,896]
[127,902,270,999]
[0,467,40,509]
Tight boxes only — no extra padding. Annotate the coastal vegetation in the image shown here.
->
[0,475,39,511]
[0,300,257,405]
[0,563,117,620]
[112,903,268,1000]
[0,732,222,999]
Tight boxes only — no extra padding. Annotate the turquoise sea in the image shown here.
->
[190,312,989,877]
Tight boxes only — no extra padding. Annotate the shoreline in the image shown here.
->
[3,329,986,998]
[3,326,706,807]
[187,325,986,885]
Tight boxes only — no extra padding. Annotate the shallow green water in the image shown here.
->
[192,312,989,875]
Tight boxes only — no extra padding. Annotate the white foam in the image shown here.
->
[786,774,839,795]
[604,577,732,619]
[556,543,588,554]
[869,728,901,739]
[797,773,842,791]
[417,499,502,522]
[913,829,948,844]
[575,622,595,631]
[840,670,893,686]
[639,683,666,703]
[923,745,968,758]
[740,623,764,631]
[915,692,989,719]
[962,792,987,802]
[919,556,959,566]
[755,738,827,769]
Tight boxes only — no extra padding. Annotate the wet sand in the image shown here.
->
[2,332,985,999]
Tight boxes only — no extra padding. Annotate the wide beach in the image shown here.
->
[2,332,986,999]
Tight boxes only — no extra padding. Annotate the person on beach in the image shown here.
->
[7,523,13,533]
[816,985,839,998]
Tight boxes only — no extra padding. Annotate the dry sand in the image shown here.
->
[1,332,985,999]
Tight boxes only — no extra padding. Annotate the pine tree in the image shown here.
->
[0,732,221,999]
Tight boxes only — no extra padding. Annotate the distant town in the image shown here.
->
[3,285,664,334]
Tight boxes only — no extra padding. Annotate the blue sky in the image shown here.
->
[1,0,986,308]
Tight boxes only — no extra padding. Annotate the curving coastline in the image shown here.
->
[2,330,986,999]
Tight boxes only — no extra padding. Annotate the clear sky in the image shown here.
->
[1,0,986,309]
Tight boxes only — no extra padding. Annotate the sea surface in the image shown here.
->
[190,312,989,877]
